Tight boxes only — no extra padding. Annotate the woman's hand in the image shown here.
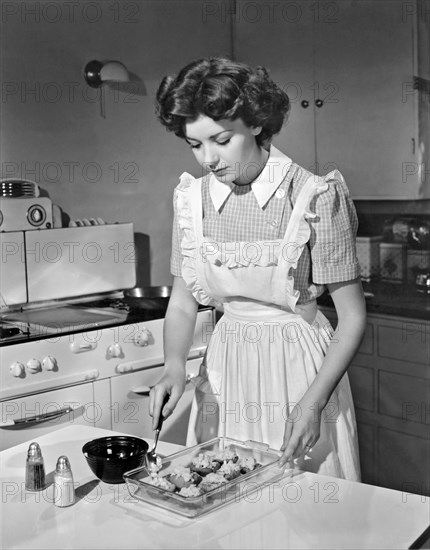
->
[149,369,186,430]
[149,275,199,430]
[278,399,322,467]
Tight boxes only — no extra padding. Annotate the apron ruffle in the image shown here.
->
[174,171,341,312]
[176,167,361,481]
[175,172,217,306]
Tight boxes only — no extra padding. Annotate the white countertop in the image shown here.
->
[1,425,429,549]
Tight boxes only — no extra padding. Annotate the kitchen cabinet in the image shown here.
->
[107,358,202,445]
[234,0,427,199]
[320,307,430,495]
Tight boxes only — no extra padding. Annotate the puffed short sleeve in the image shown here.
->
[307,171,360,284]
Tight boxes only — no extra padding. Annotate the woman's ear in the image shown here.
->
[251,126,262,136]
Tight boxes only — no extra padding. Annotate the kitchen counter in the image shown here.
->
[1,426,429,549]
[317,281,430,320]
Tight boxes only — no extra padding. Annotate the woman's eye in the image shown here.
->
[189,143,201,150]
[217,139,231,146]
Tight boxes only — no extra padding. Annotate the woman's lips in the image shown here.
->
[212,167,229,176]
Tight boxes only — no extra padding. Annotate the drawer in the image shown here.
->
[378,322,430,366]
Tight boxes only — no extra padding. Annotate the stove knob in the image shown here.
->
[134,328,152,347]
[10,362,25,378]
[107,343,123,358]
[27,358,42,374]
[42,356,57,371]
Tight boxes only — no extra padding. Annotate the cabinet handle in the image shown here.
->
[301,100,309,109]
[411,138,415,154]
[131,375,196,396]
[315,99,324,108]
[0,405,83,427]
[70,341,97,353]
[131,385,151,396]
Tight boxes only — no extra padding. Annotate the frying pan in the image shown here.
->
[123,286,171,311]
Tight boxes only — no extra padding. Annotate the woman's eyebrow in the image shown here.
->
[185,129,233,142]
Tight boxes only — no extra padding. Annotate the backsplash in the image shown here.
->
[356,200,430,237]
[354,203,430,291]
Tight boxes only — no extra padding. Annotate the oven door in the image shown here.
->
[0,383,95,451]
[109,357,202,446]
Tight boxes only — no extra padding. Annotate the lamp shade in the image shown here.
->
[84,60,130,88]
[100,61,129,82]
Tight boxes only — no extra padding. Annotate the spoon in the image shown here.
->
[146,394,169,470]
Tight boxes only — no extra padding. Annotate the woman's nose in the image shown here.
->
[202,146,219,169]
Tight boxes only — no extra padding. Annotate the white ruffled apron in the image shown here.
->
[178,172,361,481]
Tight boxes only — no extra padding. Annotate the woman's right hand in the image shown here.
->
[149,369,186,430]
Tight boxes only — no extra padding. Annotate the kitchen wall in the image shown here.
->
[1,1,429,284]
[1,0,232,285]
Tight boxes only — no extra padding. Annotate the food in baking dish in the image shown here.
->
[148,445,261,497]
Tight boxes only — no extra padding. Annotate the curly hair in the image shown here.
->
[155,57,290,146]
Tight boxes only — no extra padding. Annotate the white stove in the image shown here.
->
[0,297,215,450]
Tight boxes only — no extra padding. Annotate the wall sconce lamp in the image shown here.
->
[84,59,130,88]
[84,59,131,118]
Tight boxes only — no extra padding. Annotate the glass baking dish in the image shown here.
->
[123,437,285,519]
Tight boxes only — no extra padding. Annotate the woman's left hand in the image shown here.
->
[278,399,322,467]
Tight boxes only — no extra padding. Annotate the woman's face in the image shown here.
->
[184,115,266,185]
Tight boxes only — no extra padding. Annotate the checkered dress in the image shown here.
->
[171,161,360,304]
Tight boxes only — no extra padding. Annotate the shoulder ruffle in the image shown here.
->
[303,169,345,219]
[174,172,217,306]
[273,170,344,312]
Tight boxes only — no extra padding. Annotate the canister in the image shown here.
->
[406,249,430,284]
[356,236,382,281]
[379,243,406,283]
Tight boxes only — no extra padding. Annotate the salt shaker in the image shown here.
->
[25,442,46,491]
[53,456,75,507]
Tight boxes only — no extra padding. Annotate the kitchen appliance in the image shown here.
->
[0,191,215,451]
[0,297,214,451]
[0,197,54,231]
[124,437,285,518]
[1,223,136,307]
[0,179,39,198]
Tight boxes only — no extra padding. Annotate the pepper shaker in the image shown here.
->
[25,442,46,491]
[53,456,75,507]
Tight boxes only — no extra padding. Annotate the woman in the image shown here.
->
[149,57,366,480]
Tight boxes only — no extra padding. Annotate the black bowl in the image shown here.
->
[82,436,149,484]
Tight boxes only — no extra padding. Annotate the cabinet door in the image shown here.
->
[110,358,202,445]
[314,0,420,198]
[0,383,95,451]
[234,0,316,169]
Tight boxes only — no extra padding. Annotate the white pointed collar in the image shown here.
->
[209,145,292,211]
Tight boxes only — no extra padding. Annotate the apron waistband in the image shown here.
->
[221,300,317,323]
